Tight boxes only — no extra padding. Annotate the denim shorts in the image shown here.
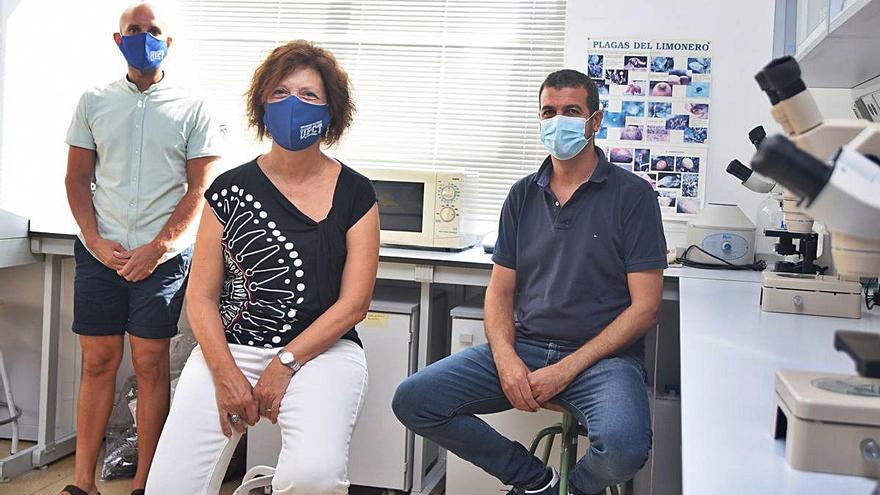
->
[72,239,192,339]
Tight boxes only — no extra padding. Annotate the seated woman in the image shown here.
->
[145,40,379,495]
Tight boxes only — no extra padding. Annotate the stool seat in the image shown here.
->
[539,404,588,437]
[541,403,566,413]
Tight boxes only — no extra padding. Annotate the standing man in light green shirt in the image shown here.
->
[62,4,223,495]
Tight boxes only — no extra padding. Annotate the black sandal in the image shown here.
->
[61,486,100,495]
[131,490,145,495]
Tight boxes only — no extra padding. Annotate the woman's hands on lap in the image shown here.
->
[253,358,294,424]
[214,367,259,437]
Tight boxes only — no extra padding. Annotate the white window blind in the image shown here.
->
[179,0,567,221]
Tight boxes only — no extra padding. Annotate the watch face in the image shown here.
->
[279,352,294,365]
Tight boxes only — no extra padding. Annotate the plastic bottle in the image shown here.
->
[755,190,784,261]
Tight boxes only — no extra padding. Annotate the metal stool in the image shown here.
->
[0,347,22,454]
[528,405,620,495]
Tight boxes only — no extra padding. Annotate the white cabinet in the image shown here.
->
[789,0,880,87]
[347,291,418,490]
[795,0,829,51]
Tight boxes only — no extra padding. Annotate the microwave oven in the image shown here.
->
[357,166,478,250]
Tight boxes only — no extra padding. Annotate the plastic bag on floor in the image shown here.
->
[101,374,140,480]
[101,332,199,480]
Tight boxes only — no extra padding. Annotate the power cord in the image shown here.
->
[675,244,767,271]
[864,278,879,311]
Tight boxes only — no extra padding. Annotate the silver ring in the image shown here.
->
[266,408,272,413]
[229,413,241,424]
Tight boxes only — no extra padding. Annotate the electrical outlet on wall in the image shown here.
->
[853,75,880,122]
[854,90,880,122]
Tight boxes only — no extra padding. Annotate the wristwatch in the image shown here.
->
[276,349,302,373]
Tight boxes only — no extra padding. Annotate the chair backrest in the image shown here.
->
[232,465,276,495]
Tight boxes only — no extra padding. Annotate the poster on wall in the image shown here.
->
[587,38,711,216]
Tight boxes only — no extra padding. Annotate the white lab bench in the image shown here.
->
[7,231,880,493]
[679,275,879,495]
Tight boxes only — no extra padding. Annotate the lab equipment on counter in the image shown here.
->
[750,56,880,485]
[762,229,825,274]
[481,231,497,254]
[754,190,785,260]
[680,203,757,267]
[753,55,864,235]
[357,166,478,251]
[772,369,880,478]
[761,272,862,319]
[752,57,880,242]
[753,134,880,279]
[725,126,777,194]
[726,126,824,273]
[773,331,880,480]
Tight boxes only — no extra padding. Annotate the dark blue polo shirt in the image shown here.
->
[492,148,667,359]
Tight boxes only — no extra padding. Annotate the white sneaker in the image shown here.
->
[522,466,560,494]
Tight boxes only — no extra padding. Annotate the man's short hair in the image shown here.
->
[246,40,354,146]
[539,70,600,114]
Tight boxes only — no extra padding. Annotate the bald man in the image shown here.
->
[63,4,224,495]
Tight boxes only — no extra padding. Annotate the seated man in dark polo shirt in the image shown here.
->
[393,69,667,495]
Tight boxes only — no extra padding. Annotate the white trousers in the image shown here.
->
[146,339,368,495]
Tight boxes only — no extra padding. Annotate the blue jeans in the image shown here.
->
[392,338,651,494]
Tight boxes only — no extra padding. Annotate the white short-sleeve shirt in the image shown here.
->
[66,75,224,263]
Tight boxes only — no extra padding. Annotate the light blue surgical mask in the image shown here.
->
[540,111,599,160]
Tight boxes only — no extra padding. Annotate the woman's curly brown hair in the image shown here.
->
[246,40,354,147]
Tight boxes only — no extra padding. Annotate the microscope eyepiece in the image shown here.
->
[748,126,766,149]
[754,71,781,105]
[762,56,807,101]
[726,159,752,183]
[751,134,830,201]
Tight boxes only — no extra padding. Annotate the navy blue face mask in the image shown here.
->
[118,32,168,71]
[263,95,331,151]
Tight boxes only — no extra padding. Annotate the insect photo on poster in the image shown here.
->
[587,38,711,217]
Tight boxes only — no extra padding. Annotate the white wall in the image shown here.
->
[565,0,779,247]
[0,0,192,232]
[563,0,854,249]
[0,2,198,443]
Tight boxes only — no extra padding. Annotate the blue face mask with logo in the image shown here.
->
[263,95,331,151]
[118,32,168,71]
[539,111,599,160]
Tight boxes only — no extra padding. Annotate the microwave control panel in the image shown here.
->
[435,178,463,233]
